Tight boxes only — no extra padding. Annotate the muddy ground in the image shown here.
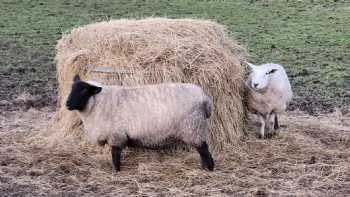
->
[0,39,57,113]
[1,107,349,196]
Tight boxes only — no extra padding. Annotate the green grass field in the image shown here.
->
[1,0,349,110]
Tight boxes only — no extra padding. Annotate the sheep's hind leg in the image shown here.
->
[195,142,214,171]
[266,113,275,138]
[111,146,122,172]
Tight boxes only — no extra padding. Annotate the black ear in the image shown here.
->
[267,69,278,75]
[88,85,102,95]
[73,74,81,82]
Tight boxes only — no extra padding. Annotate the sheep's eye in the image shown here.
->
[266,69,277,75]
[266,71,273,75]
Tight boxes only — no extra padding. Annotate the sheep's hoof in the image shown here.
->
[267,132,275,139]
[113,167,121,173]
[257,133,265,139]
[201,157,214,171]
[112,163,121,172]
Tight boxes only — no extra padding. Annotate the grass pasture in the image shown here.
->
[0,0,349,110]
[0,0,350,196]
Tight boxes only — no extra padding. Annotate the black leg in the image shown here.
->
[195,142,215,171]
[111,146,122,172]
[274,114,280,130]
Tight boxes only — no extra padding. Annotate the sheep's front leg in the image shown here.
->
[195,142,214,171]
[265,113,272,132]
[268,113,274,129]
[258,115,266,138]
[111,146,122,172]
[274,113,280,130]
[266,112,275,138]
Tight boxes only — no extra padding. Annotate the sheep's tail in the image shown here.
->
[203,95,213,119]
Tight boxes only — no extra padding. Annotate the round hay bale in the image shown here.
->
[52,18,247,149]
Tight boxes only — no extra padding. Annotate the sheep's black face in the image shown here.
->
[66,75,102,111]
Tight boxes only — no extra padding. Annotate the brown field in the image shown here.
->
[1,106,349,197]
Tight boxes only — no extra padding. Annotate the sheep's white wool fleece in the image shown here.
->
[247,64,293,115]
[78,83,212,147]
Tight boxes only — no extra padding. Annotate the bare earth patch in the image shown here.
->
[1,108,349,196]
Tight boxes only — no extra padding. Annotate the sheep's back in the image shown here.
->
[88,83,209,145]
[269,66,293,105]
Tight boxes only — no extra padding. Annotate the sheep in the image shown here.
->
[65,75,214,172]
[245,62,293,138]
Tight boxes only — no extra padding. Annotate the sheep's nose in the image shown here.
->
[254,83,259,88]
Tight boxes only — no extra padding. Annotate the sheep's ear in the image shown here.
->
[267,69,278,75]
[73,74,81,82]
[88,85,102,95]
[245,62,257,72]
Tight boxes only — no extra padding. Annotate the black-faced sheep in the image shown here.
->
[66,75,214,171]
[245,62,293,138]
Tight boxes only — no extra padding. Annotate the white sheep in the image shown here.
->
[65,75,214,172]
[245,62,293,138]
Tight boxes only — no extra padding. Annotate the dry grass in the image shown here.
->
[1,108,349,196]
[53,18,247,149]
